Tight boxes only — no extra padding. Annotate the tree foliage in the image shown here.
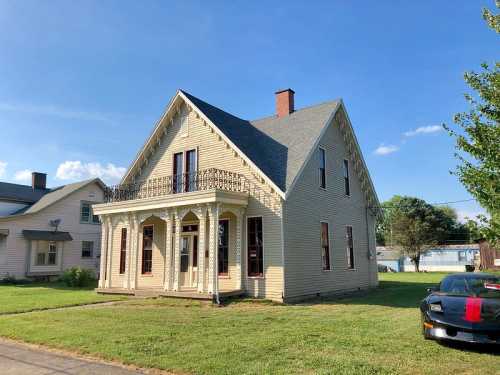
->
[377,196,471,271]
[446,1,500,245]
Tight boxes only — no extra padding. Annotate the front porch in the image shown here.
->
[93,170,248,300]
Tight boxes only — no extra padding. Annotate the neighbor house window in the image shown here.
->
[119,228,127,274]
[218,219,229,275]
[321,222,331,270]
[80,202,100,224]
[343,159,350,196]
[346,226,354,269]
[247,217,263,277]
[319,148,326,189]
[81,241,93,258]
[458,251,466,262]
[36,242,57,266]
[142,225,153,274]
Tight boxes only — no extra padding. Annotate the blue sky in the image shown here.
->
[0,1,497,220]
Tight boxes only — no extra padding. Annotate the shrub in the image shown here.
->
[0,274,32,285]
[60,267,95,287]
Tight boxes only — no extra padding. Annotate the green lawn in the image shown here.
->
[0,273,498,374]
[0,282,125,314]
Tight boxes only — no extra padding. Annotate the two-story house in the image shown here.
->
[0,172,105,280]
[93,89,379,302]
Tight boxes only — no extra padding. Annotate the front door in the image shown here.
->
[180,234,198,288]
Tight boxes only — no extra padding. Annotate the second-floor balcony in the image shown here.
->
[103,168,248,204]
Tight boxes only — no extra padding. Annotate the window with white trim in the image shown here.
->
[346,226,354,269]
[36,241,57,266]
[321,222,331,270]
[319,148,326,189]
[343,159,350,196]
[247,217,264,277]
[80,202,100,224]
[81,241,93,258]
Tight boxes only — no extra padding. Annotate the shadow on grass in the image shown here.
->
[295,280,439,309]
[3,281,98,292]
[438,340,500,355]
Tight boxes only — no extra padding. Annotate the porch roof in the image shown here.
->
[93,189,248,215]
[22,230,73,241]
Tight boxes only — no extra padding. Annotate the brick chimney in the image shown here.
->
[275,88,295,118]
[32,172,47,190]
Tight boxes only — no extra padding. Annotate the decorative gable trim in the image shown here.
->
[121,90,286,199]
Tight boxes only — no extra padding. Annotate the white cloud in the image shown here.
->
[404,125,442,137]
[374,144,399,156]
[14,169,32,182]
[0,102,113,123]
[0,161,7,178]
[56,161,126,184]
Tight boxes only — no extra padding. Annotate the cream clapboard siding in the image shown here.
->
[0,182,103,279]
[283,108,378,301]
[110,103,283,300]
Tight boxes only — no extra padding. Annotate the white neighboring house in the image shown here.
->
[0,172,105,280]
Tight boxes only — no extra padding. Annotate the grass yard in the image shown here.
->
[0,282,125,314]
[0,273,498,374]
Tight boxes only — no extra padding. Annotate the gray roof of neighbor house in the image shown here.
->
[0,181,50,203]
[0,179,105,218]
[182,90,340,192]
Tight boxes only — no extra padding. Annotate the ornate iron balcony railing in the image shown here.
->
[104,168,247,203]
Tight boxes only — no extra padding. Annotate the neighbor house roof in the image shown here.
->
[0,181,50,203]
[0,178,105,220]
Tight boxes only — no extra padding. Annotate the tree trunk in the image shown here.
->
[412,255,420,272]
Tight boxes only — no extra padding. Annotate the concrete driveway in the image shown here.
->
[0,338,143,374]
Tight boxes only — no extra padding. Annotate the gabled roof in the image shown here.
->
[122,89,379,206]
[0,181,50,203]
[0,178,105,219]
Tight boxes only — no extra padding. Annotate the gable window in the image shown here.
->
[80,202,100,224]
[142,225,153,274]
[119,228,127,274]
[81,241,93,258]
[36,242,57,266]
[319,148,326,189]
[346,226,354,269]
[247,217,264,277]
[321,222,331,270]
[343,159,350,196]
[218,219,229,275]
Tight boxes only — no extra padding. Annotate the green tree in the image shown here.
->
[446,1,500,245]
[377,196,470,271]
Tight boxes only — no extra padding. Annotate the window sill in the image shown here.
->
[322,269,332,273]
[347,268,357,271]
[247,275,264,280]
[141,273,153,277]
[80,221,101,225]
[218,274,230,279]
[81,256,93,259]
[319,186,327,191]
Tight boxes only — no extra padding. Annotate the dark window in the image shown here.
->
[119,228,127,274]
[173,152,183,193]
[247,217,263,277]
[343,159,350,196]
[321,223,330,270]
[142,225,153,274]
[180,236,189,272]
[92,214,100,224]
[319,148,326,188]
[80,202,91,222]
[193,235,198,268]
[346,226,354,269]
[48,242,57,265]
[185,149,197,192]
[218,220,229,275]
[81,241,93,258]
[182,224,198,232]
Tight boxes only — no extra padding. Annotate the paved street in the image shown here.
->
[0,339,143,374]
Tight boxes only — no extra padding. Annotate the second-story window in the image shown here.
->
[319,148,326,189]
[80,202,100,224]
[173,149,197,193]
[343,159,350,196]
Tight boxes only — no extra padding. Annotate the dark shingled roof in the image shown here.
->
[182,90,339,192]
[0,181,50,203]
[22,230,73,241]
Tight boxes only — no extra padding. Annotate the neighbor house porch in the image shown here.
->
[92,169,248,300]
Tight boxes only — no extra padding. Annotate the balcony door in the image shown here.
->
[173,149,197,193]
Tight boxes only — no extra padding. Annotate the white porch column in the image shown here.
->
[207,205,216,294]
[104,217,114,288]
[172,210,181,291]
[163,210,173,291]
[235,208,245,291]
[98,215,108,288]
[196,206,207,293]
[130,214,139,290]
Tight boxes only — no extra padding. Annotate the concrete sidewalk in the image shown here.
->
[0,338,143,374]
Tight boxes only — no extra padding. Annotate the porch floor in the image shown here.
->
[95,288,245,301]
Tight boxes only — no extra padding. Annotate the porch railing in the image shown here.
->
[104,168,247,203]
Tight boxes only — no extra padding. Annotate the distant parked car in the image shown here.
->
[420,273,500,345]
